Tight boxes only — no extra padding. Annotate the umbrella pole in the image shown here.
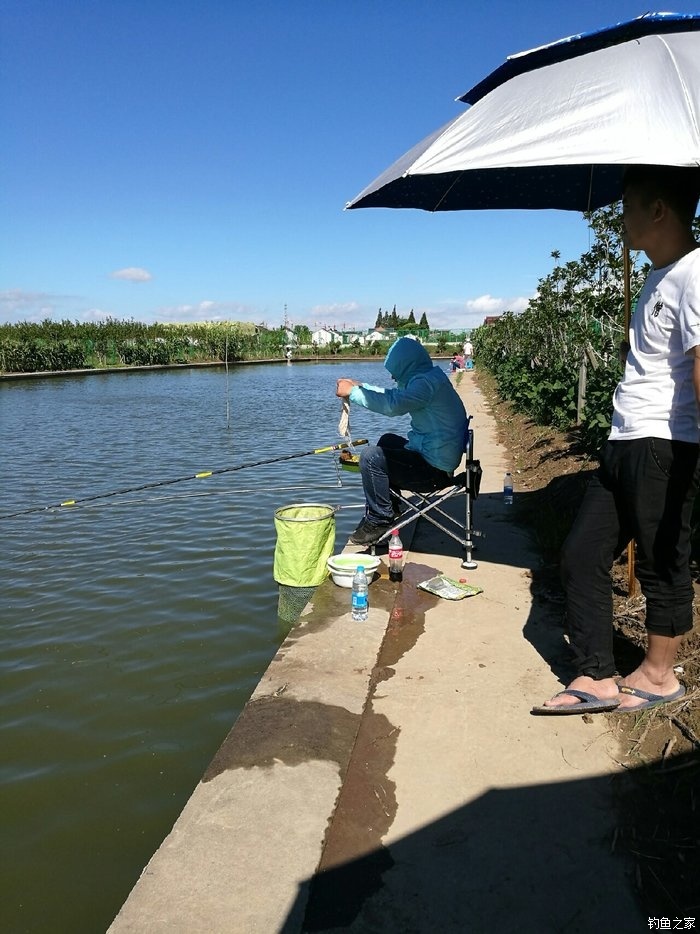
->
[623,248,638,597]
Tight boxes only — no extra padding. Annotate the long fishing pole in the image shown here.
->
[0,439,368,520]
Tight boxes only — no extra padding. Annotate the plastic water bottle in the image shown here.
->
[503,471,514,505]
[388,529,404,582]
[351,566,369,621]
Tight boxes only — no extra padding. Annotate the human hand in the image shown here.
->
[336,378,358,398]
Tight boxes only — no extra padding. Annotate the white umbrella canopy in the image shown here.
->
[346,12,700,213]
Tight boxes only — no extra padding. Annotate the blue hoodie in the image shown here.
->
[348,337,467,472]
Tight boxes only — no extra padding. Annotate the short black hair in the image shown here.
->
[623,164,700,226]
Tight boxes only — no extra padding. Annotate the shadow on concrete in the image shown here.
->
[296,471,699,933]
[282,748,700,932]
[276,751,700,932]
[403,473,647,691]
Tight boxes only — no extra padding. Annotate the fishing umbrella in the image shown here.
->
[347,11,700,595]
[346,12,700,214]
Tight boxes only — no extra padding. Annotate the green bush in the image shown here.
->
[0,337,89,373]
[472,204,644,454]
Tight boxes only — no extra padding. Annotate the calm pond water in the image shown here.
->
[0,361,411,934]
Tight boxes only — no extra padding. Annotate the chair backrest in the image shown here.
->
[462,416,473,453]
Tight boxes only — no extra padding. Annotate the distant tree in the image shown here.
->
[389,305,399,327]
[374,309,383,329]
[407,309,416,324]
[418,312,429,329]
[293,324,311,344]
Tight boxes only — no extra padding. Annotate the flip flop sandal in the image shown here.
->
[615,684,686,713]
[531,689,621,716]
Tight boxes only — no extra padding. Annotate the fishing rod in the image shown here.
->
[0,439,368,520]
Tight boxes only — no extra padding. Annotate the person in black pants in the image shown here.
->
[534,164,700,715]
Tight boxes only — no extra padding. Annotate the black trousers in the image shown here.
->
[561,438,700,679]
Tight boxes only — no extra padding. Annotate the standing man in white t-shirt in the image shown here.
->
[535,164,700,715]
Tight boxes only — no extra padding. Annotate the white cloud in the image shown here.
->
[464,294,530,316]
[306,302,362,329]
[155,300,260,323]
[0,289,116,325]
[299,295,533,333]
[74,307,113,323]
[424,293,532,331]
[110,267,153,282]
[0,286,532,332]
[0,288,64,323]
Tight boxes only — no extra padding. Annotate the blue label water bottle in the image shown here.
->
[503,471,514,505]
[351,565,369,621]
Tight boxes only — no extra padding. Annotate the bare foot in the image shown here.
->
[616,665,681,710]
[542,675,619,708]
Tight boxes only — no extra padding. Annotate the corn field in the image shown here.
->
[0,320,295,374]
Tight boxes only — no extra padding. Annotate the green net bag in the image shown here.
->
[274,504,336,622]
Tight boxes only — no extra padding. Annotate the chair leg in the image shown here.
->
[462,429,478,569]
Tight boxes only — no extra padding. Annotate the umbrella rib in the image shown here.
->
[586,165,595,213]
[432,172,464,211]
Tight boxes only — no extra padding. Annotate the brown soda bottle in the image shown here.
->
[388,529,404,582]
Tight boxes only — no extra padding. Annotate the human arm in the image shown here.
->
[349,375,433,416]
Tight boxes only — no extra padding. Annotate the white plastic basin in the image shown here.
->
[327,553,382,588]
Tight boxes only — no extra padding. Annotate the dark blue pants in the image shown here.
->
[561,438,700,679]
[359,433,453,523]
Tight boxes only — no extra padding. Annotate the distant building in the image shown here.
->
[311,327,342,347]
[483,316,502,326]
[341,330,366,346]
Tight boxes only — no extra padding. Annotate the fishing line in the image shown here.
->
[0,439,368,520]
[224,335,231,431]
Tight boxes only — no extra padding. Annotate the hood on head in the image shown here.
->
[384,336,432,386]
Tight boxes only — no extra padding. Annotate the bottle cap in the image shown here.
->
[391,529,398,535]
[357,565,365,572]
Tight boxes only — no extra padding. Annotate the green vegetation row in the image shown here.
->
[471,204,695,455]
[0,319,469,375]
[0,320,251,373]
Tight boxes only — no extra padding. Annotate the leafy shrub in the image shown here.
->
[473,204,642,454]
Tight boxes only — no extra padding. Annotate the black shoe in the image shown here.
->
[349,518,394,546]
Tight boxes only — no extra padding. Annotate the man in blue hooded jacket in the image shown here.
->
[336,337,468,545]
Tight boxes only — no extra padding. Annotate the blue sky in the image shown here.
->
[2,0,699,332]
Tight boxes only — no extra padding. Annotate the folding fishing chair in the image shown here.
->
[372,416,483,569]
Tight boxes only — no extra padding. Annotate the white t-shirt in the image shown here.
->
[610,247,700,443]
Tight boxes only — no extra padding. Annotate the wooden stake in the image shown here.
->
[627,540,637,597]
[623,250,638,596]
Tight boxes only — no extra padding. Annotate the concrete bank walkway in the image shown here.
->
[109,371,643,934]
